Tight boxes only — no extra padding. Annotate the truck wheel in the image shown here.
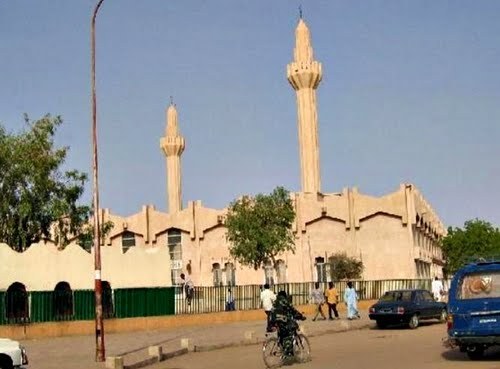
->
[408,314,419,329]
[466,346,484,360]
[0,354,14,369]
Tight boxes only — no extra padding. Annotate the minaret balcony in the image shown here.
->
[160,136,185,156]
[287,61,322,90]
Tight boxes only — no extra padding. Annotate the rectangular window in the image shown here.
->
[213,268,222,286]
[276,262,286,284]
[122,231,136,251]
[168,229,182,285]
[167,230,182,246]
[316,263,327,283]
[225,263,236,286]
[264,266,275,286]
[171,269,182,286]
[459,272,500,300]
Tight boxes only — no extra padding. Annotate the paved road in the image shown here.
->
[154,322,500,369]
[20,313,370,369]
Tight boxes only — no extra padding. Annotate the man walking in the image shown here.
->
[260,284,276,332]
[344,281,360,320]
[310,282,326,321]
[180,273,194,306]
[432,276,444,302]
[325,281,339,320]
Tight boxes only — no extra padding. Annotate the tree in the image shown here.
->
[225,186,295,270]
[0,114,111,251]
[441,219,500,275]
[328,252,364,281]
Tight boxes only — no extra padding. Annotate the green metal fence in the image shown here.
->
[114,287,175,318]
[0,287,176,325]
[173,279,436,315]
[0,279,436,326]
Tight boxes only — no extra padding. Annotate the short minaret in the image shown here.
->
[160,102,185,213]
[287,17,322,193]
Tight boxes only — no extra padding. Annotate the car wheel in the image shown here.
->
[376,320,387,329]
[466,346,484,360]
[0,355,14,369]
[408,314,419,329]
[439,309,447,323]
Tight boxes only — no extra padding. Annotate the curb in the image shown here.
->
[192,321,373,353]
[121,348,188,369]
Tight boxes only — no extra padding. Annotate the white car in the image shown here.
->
[0,338,28,369]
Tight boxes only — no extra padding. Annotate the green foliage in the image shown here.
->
[225,186,295,270]
[0,114,112,251]
[328,252,364,281]
[77,219,115,251]
[441,219,500,275]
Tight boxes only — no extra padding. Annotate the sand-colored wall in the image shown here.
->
[0,242,171,291]
[355,214,415,280]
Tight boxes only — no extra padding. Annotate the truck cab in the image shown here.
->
[447,260,500,359]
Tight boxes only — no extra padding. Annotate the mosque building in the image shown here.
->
[93,17,446,286]
[0,17,446,292]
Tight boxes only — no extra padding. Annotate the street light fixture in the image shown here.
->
[91,0,105,362]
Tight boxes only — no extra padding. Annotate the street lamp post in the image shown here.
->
[91,0,106,362]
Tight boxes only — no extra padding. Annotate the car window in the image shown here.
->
[379,291,412,302]
[459,271,500,300]
[421,291,435,302]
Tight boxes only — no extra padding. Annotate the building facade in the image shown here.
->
[0,17,446,292]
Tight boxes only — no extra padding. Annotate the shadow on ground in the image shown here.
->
[441,346,500,362]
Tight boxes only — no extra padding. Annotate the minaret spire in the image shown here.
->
[287,17,322,193]
[160,101,185,213]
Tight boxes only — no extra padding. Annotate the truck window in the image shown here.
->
[459,271,500,300]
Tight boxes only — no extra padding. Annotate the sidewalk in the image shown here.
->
[20,312,373,369]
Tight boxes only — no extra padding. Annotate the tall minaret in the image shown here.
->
[287,17,322,194]
[160,102,185,213]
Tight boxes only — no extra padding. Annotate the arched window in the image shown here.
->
[276,260,287,284]
[167,228,183,285]
[264,260,275,286]
[212,263,222,286]
[224,262,236,286]
[102,281,114,319]
[315,257,327,283]
[53,281,73,320]
[6,282,29,323]
[122,231,136,253]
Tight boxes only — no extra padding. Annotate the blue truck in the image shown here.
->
[446,260,500,359]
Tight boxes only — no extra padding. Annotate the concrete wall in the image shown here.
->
[0,242,171,292]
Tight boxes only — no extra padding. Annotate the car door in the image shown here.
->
[413,291,430,318]
[421,290,439,317]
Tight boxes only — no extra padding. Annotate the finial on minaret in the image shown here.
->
[170,95,174,106]
[299,5,303,19]
[166,103,179,137]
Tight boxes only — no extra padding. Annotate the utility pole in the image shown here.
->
[91,0,105,362]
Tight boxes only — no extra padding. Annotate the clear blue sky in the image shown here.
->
[1,1,499,228]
